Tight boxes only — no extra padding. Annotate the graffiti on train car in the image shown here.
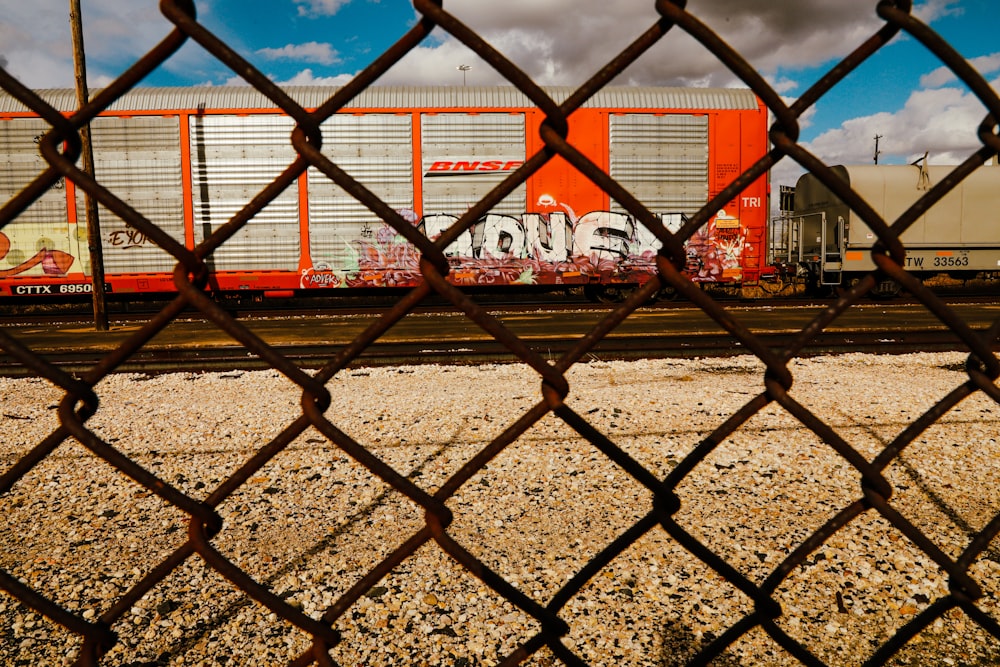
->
[107,227,152,249]
[0,202,746,291]
[0,232,76,278]
[302,200,747,289]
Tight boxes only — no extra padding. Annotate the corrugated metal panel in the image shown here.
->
[0,118,69,224]
[609,114,709,215]
[308,114,414,271]
[0,118,80,276]
[839,164,1000,247]
[420,113,526,217]
[190,114,300,270]
[77,116,184,274]
[0,86,759,114]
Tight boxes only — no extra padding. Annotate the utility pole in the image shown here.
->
[69,0,108,331]
[873,134,883,165]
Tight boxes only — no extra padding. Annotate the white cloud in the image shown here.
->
[273,68,356,87]
[799,80,997,173]
[256,42,342,66]
[0,1,971,91]
[920,53,1000,88]
[767,76,800,96]
[0,4,74,88]
[912,0,964,23]
[2,0,993,177]
[920,65,957,89]
[294,0,350,18]
[770,63,999,192]
[215,68,356,87]
[385,0,891,88]
[0,0,219,88]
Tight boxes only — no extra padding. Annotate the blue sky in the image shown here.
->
[777,2,998,152]
[2,1,998,189]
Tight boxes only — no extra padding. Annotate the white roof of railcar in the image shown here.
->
[0,85,760,114]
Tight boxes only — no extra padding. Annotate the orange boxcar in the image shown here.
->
[0,86,769,299]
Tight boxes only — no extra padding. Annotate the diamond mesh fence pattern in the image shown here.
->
[2,1,1000,665]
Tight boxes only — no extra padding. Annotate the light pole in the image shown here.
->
[457,64,470,86]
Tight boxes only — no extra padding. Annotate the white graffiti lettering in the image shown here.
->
[413,209,721,262]
[524,212,572,263]
[305,205,747,289]
[299,268,342,289]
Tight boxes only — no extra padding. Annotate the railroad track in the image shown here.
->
[0,321,990,377]
[3,280,1000,325]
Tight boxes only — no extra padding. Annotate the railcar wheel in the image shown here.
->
[599,285,629,303]
[758,277,785,294]
[583,284,633,303]
[871,278,902,299]
[657,284,679,301]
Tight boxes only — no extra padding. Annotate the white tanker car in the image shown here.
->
[775,161,1000,296]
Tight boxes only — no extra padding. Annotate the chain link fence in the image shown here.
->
[2,0,1000,664]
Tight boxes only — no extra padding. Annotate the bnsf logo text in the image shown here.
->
[425,160,524,177]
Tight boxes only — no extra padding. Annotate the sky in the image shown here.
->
[1,0,998,192]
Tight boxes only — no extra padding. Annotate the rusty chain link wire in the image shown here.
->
[2,0,1000,664]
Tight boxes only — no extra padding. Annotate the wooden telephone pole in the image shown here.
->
[69,0,109,331]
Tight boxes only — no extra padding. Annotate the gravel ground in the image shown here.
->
[1,352,999,666]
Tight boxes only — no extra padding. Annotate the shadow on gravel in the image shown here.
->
[658,622,744,665]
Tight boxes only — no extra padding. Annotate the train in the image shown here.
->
[0,85,769,301]
[1,85,998,303]
[774,161,1000,297]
